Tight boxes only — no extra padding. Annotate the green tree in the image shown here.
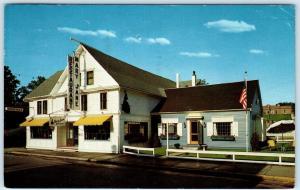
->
[4,66,20,106]
[16,76,46,104]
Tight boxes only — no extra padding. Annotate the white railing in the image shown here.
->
[166,149,295,166]
[123,145,155,157]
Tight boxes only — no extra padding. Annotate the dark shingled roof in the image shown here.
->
[154,80,261,113]
[81,43,175,97]
[24,71,63,100]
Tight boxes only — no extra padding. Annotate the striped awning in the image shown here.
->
[73,115,112,126]
[20,118,49,127]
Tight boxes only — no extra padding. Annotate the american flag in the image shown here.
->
[239,85,247,110]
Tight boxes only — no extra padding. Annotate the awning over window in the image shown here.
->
[20,118,49,127]
[73,115,112,126]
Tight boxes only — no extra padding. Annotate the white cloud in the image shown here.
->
[179,51,219,58]
[249,49,265,54]
[147,37,171,45]
[57,27,116,38]
[204,19,256,33]
[124,36,142,43]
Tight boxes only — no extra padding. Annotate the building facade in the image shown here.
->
[20,42,174,153]
[153,80,264,150]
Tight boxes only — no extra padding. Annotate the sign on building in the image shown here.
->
[49,116,66,127]
[68,54,80,110]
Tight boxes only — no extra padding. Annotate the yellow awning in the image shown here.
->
[20,118,49,127]
[73,115,112,126]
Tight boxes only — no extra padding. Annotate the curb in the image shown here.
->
[9,151,89,161]
[6,151,295,184]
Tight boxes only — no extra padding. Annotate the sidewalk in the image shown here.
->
[5,147,295,183]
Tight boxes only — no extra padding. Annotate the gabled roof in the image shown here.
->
[154,80,262,113]
[80,43,175,97]
[24,71,63,100]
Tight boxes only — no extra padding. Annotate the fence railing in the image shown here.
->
[166,149,295,166]
[123,145,155,157]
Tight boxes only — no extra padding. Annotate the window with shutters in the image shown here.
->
[160,123,179,140]
[215,122,231,136]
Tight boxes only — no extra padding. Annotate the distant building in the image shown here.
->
[263,104,295,127]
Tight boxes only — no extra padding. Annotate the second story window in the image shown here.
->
[37,101,42,115]
[87,71,94,85]
[100,92,107,110]
[64,97,68,111]
[42,100,48,114]
[81,95,87,111]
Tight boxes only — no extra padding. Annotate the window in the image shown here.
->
[215,122,231,136]
[87,71,94,85]
[124,122,148,142]
[100,92,107,110]
[64,97,68,111]
[42,100,47,114]
[84,121,110,140]
[162,123,177,136]
[37,101,42,115]
[81,95,87,111]
[30,127,52,139]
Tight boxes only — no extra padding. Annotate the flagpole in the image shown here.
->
[245,71,249,152]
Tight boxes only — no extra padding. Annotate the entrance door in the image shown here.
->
[190,121,203,144]
[66,123,78,146]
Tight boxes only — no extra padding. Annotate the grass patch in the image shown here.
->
[236,155,279,162]
[263,114,292,121]
[154,147,166,156]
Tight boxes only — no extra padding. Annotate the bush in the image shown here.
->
[174,143,180,149]
[251,132,260,151]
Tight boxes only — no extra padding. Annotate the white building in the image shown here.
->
[20,41,174,153]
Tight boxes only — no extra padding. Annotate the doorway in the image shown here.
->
[190,120,203,145]
[66,123,78,147]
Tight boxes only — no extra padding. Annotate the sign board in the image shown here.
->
[67,54,80,110]
[5,107,24,112]
[49,116,66,127]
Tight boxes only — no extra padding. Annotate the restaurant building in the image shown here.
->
[20,41,174,153]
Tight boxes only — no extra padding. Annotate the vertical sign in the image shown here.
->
[68,55,74,110]
[73,56,80,110]
[68,54,81,110]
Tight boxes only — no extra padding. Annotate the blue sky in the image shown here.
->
[5,4,295,104]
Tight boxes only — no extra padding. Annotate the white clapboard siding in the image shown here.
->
[177,123,183,136]
[207,122,213,136]
[232,121,239,136]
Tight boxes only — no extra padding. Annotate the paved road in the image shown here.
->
[4,154,294,188]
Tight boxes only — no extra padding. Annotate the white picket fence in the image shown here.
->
[166,149,295,166]
[123,145,155,157]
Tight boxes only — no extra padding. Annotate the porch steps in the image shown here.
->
[56,147,78,152]
[182,145,200,150]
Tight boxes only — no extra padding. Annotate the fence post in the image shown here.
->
[166,149,168,157]
[232,154,235,161]
[137,149,140,155]
[197,153,199,159]
[279,155,282,164]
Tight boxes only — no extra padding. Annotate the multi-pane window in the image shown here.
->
[84,121,110,140]
[215,122,231,136]
[30,127,52,139]
[81,95,87,111]
[100,92,107,110]
[42,100,47,114]
[162,123,177,136]
[87,71,94,85]
[124,122,148,142]
[37,101,42,115]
